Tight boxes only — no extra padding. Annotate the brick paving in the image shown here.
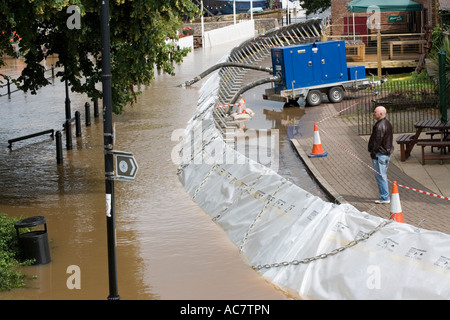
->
[293,103,450,235]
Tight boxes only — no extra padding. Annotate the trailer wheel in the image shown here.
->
[306,90,323,106]
[327,86,344,103]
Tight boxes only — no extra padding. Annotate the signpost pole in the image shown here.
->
[233,0,236,25]
[438,50,447,123]
[100,0,120,300]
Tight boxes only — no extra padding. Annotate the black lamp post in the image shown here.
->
[100,0,120,300]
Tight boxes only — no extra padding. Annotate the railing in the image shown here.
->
[0,65,57,98]
[7,101,98,164]
[8,129,55,148]
[324,25,430,76]
[337,78,441,135]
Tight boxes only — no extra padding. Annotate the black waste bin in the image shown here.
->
[14,216,51,265]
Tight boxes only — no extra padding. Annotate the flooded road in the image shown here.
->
[0,39,323,300]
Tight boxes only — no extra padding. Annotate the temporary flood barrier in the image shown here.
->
[203,20,255,48]
[177,20,450,300]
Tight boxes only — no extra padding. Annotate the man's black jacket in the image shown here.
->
[368,118,393,159]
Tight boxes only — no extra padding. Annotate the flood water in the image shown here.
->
[0,39,325,300]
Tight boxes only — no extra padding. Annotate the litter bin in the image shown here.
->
[14,216,51,265]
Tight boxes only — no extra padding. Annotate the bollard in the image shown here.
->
[93,98,99,118]
[65,119,73,150]
[7,77,11,99]
[85,102,91,126]
[75,111,82,137]
[56,131,63,164]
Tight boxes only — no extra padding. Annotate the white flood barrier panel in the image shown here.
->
[177,52,450,300]
[203,20,255,48]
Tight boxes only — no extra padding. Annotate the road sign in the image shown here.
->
[114,151,138,181]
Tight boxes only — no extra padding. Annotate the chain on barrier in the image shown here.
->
[239,178,288,253]
[212,165,271,222]
[252,219,392,271]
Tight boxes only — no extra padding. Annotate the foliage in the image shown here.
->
[430,25,447,53]
[298,0,330,15]
[0,214,33,291]
[427,32,450,95]
[437,5,450,30]
[410,69,431,81]
[0,0,199,113]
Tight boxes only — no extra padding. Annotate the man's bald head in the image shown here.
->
[374,106,387,120]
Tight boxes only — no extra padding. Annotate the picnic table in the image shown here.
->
[396,119,450,163]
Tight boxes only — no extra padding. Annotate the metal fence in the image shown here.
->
[0,65,56,98]
[338,78,441,135]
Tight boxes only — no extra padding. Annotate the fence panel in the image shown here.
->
[339,79,440,135]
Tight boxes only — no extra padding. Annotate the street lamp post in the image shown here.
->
[100,0,120,301]
[286,0,289,25]
[233,0,236,24]
[64,65,71,121]
[201,0,205,47]
[64,65,72,150]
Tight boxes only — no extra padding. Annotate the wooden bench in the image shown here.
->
[416,140,450,165]
[396,134,415,161]
[389,39,426,59]
[426,130,449,152]
[425,130,442,139]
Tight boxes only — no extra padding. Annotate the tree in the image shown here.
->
[299,0,330,15]
[0,0,199,113]
[427,35,449,93]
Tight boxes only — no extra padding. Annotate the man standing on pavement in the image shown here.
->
[368,106,394,204]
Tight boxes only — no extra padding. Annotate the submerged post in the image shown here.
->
[101,0,120,300]
[75,111,81,137]
[7,77,11,99]
[94,98,99,118]
[65,119,73,150]
[56,131,63,164]
[85,102,91,126]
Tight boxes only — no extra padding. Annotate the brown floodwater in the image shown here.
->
[0,39,325,300]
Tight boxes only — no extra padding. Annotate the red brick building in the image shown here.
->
[331,0,438,36]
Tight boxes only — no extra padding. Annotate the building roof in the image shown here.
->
[347,0,423,13]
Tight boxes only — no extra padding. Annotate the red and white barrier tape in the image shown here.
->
[318,126,450,201]
[396,183,449,201]
[317,102,359,124]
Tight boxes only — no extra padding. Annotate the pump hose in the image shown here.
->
[229,75,281,106]
[179,62,273,87]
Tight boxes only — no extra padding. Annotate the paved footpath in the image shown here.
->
[292,103,450,235]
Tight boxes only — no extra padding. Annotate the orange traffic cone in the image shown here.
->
[308,122,328,158]
[390,181,404,223]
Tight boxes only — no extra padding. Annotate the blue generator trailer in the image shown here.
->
[263,40,371,106]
